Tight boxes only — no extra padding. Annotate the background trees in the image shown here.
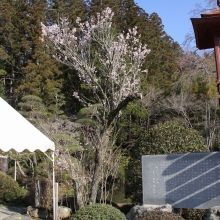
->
[0,0,217,210]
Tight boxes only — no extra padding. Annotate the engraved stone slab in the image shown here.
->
[142,152,220,209]
[0,155,8,173]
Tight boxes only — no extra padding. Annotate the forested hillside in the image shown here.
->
[0,0,219,208]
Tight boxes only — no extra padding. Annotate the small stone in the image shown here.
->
[26,206,48,219]
[58,206,71,219]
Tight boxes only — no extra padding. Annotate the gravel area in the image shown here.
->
[0,205,32,220]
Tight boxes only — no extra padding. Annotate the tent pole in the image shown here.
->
[52,152,56,220]
[14,160,16,181]
[43,151,56,220]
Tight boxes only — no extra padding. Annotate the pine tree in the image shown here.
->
[18,95,47,123]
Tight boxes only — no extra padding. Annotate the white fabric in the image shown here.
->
[0,97,55,152]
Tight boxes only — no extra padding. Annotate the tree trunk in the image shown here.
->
[89,127,112,204]
[74,180,85,209]
[89,149,101,204]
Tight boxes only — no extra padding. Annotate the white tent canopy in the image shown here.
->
[0,97,57,220]
[0,97,55,152]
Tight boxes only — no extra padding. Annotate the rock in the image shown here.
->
[126,204,172,220]
[204,206,220,220]
[27,206,48,219]
[58,206,71,219]
[0,205,32,220]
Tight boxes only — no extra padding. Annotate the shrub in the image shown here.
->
[125,121,208,203]
[0,171,28,204]
[137,210,184,220]
[181,208,206,220]
[70,204,125,220]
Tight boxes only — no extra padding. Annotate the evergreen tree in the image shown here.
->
[0,0,32,101]
[10,0,65,114]
[0,69,7,99]
[117,100,148,149]
[46,0,87,24]
[18,95,47,123]
[0,0,65,112]
[139,12,180,94]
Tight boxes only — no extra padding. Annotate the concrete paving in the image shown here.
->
[0,205,32,220]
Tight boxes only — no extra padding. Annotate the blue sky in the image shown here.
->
[135,0,206,47]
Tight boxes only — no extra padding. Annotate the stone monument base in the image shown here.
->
[126,204,220,220]
[204,206,220,220]
[126,204,172,220]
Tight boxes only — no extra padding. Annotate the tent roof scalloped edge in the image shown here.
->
[0,97,55,153]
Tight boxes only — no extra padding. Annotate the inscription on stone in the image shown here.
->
[0,155,8,173]
[142,152,220,209]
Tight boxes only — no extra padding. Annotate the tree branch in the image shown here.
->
[107,93,142,127]
[16,161,31,181]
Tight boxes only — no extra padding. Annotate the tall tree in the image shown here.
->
[41,7,150,207]
[0,0,32,102]
[140,12,180,93]
[10,0,65,113]
[46,0,87,24]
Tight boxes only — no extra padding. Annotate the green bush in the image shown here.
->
[126,121,209,203]
[181,208,206,220]
[70,204,125,220]
[134,121,208,155]
[0,171,28,204]
[137,210,184,220]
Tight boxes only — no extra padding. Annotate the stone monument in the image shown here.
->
[142,152,220,209]
[0,155,8,173]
